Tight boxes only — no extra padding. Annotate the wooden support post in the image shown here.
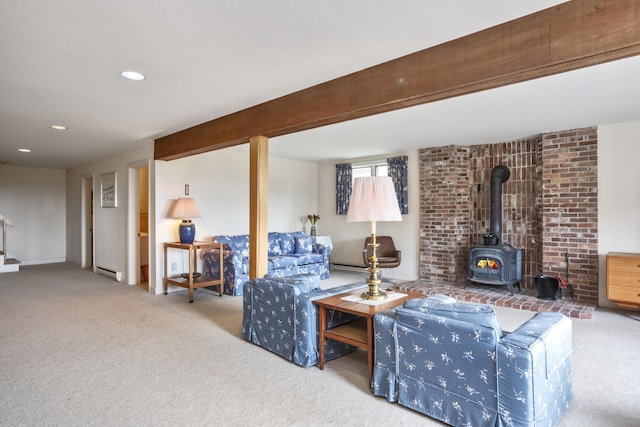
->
[249,135,269,280]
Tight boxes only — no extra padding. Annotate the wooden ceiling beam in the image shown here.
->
[155,0,640,161]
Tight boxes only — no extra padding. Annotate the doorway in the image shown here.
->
[127,161,150,288]
[139,166,149,285]
[81,175,94,270]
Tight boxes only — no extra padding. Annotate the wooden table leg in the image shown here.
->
[318,306,326,370]
[163,244,168,295]
[367,317,374,386]
[217,242,223,296]
[188,246,194,303]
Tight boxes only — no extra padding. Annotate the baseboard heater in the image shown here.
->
[94,266,122,282]
[331,263,368,273]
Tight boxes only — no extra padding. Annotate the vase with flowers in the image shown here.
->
[307,214,320,236]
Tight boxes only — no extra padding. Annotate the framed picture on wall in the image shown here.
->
[101,171,117,208]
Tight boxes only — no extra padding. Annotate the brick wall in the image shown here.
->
[418,127,598,303]
[540,128,599,301]
[419,146,470,283]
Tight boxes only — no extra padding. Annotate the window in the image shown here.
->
[352,162,388,181]
[336,156,407,215]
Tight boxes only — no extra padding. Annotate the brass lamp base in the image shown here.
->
[361,235,387,300]
[361,286,387,300]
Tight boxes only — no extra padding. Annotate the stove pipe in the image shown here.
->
[489,165,510,243]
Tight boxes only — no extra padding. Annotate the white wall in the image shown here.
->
[597,121,640,308]
[153,146,318,294]
[0,165,66,264]
[318,150,421,281]
[268,155,319,232]
[66,142,154,283]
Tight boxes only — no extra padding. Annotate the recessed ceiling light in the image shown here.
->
[120,70,145,81]
[18,148,31,153]
[50,125,68,130]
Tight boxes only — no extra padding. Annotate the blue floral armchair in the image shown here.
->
[242,274,367,367]
[372,296,573,427]
[202,231,331,295]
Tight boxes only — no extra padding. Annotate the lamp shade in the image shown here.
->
[168,198,201,244]
[168,198,201,219]
[346,176,402,223]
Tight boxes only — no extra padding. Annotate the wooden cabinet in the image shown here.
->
[607,252,640,308]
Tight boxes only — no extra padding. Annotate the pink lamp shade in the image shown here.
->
[347,176,402,232]
[346,176,401,300]
[168,198,201,244]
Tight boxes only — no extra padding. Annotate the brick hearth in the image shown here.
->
[398,279,596,319]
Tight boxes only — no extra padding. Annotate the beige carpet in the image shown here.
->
[1,263,639,426]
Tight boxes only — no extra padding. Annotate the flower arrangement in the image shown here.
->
[307,214,320,225]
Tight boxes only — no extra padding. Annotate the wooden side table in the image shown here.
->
[163,241,223,303]
[314,290,422,385]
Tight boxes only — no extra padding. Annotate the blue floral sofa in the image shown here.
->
[242,273,367,367]
[372,296,573,427]
[202,231,331,295]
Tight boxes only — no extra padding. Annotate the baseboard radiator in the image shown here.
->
[332,263,368,273]
[94,266,122,282]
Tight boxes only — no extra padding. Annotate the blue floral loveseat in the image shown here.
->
[202,231,331,296]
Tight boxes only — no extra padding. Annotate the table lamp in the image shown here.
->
[346,176,402,300]
[168,198,201,244]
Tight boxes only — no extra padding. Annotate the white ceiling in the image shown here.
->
[2,0,639,169]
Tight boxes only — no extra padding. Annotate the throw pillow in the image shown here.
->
[268,233,282,256]
[295,236,313,254]
[278,233,295,254]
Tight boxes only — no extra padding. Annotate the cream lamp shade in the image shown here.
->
[168,198,201,244]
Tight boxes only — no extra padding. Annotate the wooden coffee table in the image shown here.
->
[314,289,423,386]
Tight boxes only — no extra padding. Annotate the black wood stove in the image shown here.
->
[467,165,523,295]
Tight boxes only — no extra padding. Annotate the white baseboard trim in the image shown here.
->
[332,263,368,273]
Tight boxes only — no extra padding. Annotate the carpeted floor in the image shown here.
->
[2,264,639,426]
[397,279,597,319]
